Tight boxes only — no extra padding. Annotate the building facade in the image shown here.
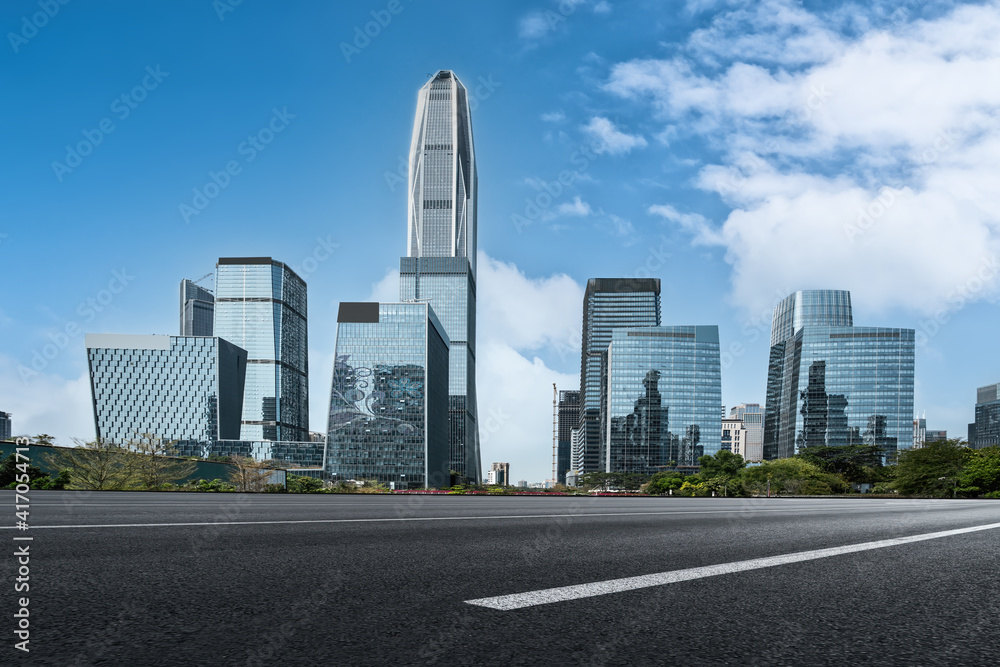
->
[969,383,1000,449]
[556,390,580,485]
[913,417,927,449]
[488,462,510,486]
[214,257,308,442]
[180,279,215,337]
[399,70,481,483]
[722,416,748,457]
[763,291,915,461]
[925,429,948,443]
[730,403,763,461]
[603,326,722,473]
[579,278,661,473]
[325,302,450,489]
[86,334,247,444]
[0,411,11,441]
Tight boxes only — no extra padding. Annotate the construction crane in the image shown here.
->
[191,272,214,293]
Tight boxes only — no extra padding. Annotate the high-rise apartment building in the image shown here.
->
[0,411,11,441]
[578,278,661,473]
[763,290,914,461]
[488,462,510,486]
[86,334,247,444]
[399,70,481,483]
[603,326,722,472]
[969,383,1000,449]
[722,416,748,457]
[214,257,308,442]
[180,279,215,336]
[730,404,763,461]
[325,302,450,489]
[556,390,580,485]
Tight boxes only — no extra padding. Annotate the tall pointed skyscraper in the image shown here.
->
[399,70,481,483]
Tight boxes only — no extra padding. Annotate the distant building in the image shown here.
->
[763,290,914,461]
[722,417,748,457]
[488,462,510,486]
[970,383,1000,450]
[556,390,580,485]
[86,334,247,444]
[579,278,661,473]
[569,427,584,479]
[517,480,528,488]
[0,411,11,441]
[325,302,450,489]
[603,326,722,472]
[925,429,947,443]
[730,404,763,461]
[913,417,927,449]
[180,279,214,336]
[214,257,309,442]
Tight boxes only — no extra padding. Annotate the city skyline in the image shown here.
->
[4,1,1000,483]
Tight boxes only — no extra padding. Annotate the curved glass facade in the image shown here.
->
[604,326,722,472]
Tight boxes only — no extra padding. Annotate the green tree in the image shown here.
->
[894,439,968,497]
[698,450,747,479]
[287,474,325,493]
[957,446,1000,497]
[126,434,197,490]
[44,439,140,490]
[228,456,278,492]
[644,471,685,495]
[0,454,70,489]
[796,444,885,484]
[737,458,846,496]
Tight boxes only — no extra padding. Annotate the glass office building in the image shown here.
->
[173,439,325,469]
[326,302,450,489]
[400,70,481,482]
[214,257,308,442]
[604,326,722,472]
[764,291,914,460]
[556,390,580,485]
[578,278,661,473]
[86,334,247,444]
[969,383,1000,449]
[0,411,11,441]
[180,279,215,337]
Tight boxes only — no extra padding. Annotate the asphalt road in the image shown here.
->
[2,492,999,666]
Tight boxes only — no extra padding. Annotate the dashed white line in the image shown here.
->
[465,521,1000,611]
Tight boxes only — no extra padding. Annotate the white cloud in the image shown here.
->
[0,355,93,445]
[541,111,566,123]
[581,116,647,155]
[593,1,612,15]
[367,268,399,302]
[604,1,1000,316]
[556,196,592,217]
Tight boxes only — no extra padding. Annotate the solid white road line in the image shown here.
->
[465,521,1000,611]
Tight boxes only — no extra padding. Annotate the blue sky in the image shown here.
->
[2,0,999,483]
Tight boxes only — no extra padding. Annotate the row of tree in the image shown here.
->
[579,441,1000,498]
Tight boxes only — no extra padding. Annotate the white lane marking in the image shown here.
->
[0,506,906,530]
[465,521,1000,611]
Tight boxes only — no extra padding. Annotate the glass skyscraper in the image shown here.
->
[0,411,11,441]
[180,279,215,337]
[214,257,309,442]
[86,334,247,444]
[604,326,722,472]
[326,302,450,489]
[556,390,580,485]
[763,290,915,461]
[578,278,661,473]
[399,70,481,482]
[969,383,1000,449]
